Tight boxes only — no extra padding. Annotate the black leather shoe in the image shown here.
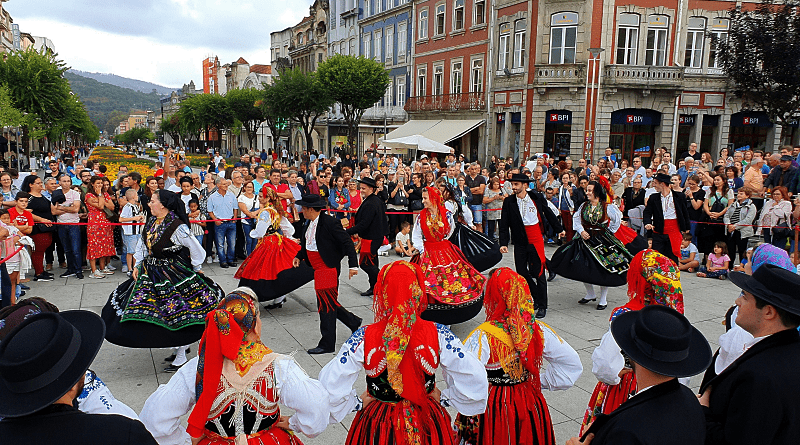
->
[547,271,557,282]
[360,288,374,297]
[307,347,334,355]
[164,362,187,373]
[350,317,363,333]
[229,262,238,267]
[536,308,547,319]
[578,297,596,305]
[596,304,607,310]
[219,263,229,268]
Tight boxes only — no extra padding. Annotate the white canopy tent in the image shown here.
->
[380,119,485,158]
[380,135,452,153]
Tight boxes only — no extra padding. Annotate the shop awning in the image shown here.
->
[380,135,452,153]
[381,119,485,151]
[382,120,440,140]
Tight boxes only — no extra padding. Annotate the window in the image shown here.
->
[384,80,393,109]
[474,0,485,26]
[433,64,444,96]
[398,22,407,56]
[364,0,370,17]
[374,29,382,61]
[709,18,729,69]
[498,22,511,69]
[451,61,463,94]
[419,9,429,39]
[331,0,337,29]
[684,17,706,68]
[470,58,483,92]
[435,4,446,35]
[513,19,526,69]
[363,33,371,58]
[453,0,465,31]
[397,77,406,108]
[417,66,427,96]
[374,0,381,14]
[549,12,578,64]
[645,14,669,66]
[340,41,347,55]
[616,13,639,65]
[385,26,394,64]
[349,38,356,56]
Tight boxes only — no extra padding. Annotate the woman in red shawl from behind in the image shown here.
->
[319,261,489,445]
[456,267,583,445]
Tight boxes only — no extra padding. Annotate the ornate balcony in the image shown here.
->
[405,92,486,113]
[603,65,685,89]
[533,64,586,87]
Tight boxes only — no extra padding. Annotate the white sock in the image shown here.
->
[583,283,597,300]
[172,345,190,366]
[275,295,286,304]
[598,287,609,306]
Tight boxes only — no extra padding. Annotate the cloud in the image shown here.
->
[8,0,311,87]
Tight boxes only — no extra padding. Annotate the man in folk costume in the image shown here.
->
[569,305,712,445]
[698,265,800,445]
[643,173,690,263]
[582,250,686,431]
[457,268,583,445]
[345,177,389,297]
[499,173,564,318]
[318,261,489,445]
[293,194,362,354]
[185,289,330,445]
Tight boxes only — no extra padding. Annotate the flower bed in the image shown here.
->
[88,146,155,182]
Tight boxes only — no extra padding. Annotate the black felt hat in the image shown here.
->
[729,264,800,316]
[357,177,378,189]
[295,193,328,209]
[652,173,672,184]
[508,173,532,183]
[0,311,105,417]
[611,305,712,377]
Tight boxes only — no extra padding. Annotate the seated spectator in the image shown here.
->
[394,220,418,257]
[678,233,700,273]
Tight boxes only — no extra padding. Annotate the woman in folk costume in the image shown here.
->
[102,190,224,370]
[548,180,635,310]
[411,186,487,324]
[597,176,648,255]
[580,249,684,433]
[186,288,330,445]
[318,261,488,445]
[234,187,313,308]
[457,268,583,445]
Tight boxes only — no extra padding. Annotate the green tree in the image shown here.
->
[0,85,24,127]
[267,68,333,153]
[160,113,182,147]
[181,93,234,148]
[227,88,267,150]
[719,0,800,127]
[316,55,389,153]
[117,127,154,144]
[256,83,291,153]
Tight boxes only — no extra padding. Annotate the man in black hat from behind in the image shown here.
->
[293,194,362,354]
[764,154,799,195]
[0,310,157,444]
[568,305,712,445]
[698,264,800,445]
[345,176,389,297]
[499,173,564,318]
[643,172,690,263]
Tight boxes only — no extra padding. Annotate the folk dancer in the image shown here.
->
[643,173,691,263]
[345,177,389,297]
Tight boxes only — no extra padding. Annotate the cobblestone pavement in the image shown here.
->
[32,244,736,444]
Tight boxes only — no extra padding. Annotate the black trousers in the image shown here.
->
[235,220,247,259]
[726,231,749,268]
[651,232,679,264]
[204,223,216,258]
[45,229,66,265]
[318,305,362,351]
[360,238,381,291]
[513,244,548,309]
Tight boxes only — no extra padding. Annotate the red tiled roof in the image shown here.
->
[235,57,248,65]
[250,64,272,75]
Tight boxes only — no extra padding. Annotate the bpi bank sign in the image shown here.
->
[627,115,644,124]
[549,113,570,123]
[743,116,759,125]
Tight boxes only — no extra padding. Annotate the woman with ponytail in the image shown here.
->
[318,262,488,445]
[456,267,582,445]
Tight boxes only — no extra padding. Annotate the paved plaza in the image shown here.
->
[35,244,737,444]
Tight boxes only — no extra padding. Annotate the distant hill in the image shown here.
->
[65,71,167,135]
[68,69,176,95]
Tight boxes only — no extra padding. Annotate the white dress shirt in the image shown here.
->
[661,192,677,219]
[517,194,540,226]
[305,216,320,252]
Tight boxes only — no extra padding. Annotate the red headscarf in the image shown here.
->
[596,176,613,204]
[420,186,450,239]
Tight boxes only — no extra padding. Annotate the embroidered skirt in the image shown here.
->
[581,372,637,434]
[548,228,633,287]
[346,397,456,445]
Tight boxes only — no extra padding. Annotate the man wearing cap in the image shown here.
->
[499,173,564,318]
[345,177,388,297]
[0,310,157,444]
[764,154,798,195]
[294,194,362,354]
[698,265,800,445]
[569,305,711,445]
[643,173,691,263]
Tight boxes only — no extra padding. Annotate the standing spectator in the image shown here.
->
[21,176,57,282]
[482,177,505,241]
[684,175,706,246]
[699,174,733,259]
[0,172,19,209]
[118,189,145,277]
[207,177,237,268]
[236,181,260,256]
[43,177,65,271]
[679,142,702,161]
[328,175,350,220]
[725,166,744,193]
[85,177,115,279]
[724,187,757,268]
[199,174,217,263]
[765,154,799,195]
[51,175,83,279]
[742,156,765,196]
[759,186,792,249]
[465,163,487,233]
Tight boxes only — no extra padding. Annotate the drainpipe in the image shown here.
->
[669,0,686,157]
[485,4,497,163]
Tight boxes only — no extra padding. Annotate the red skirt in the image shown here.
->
[581,372,637,434]
[456,380,555,445]
[199,427,303,445]
[235,235,301,281]
[413,240,485,306]
[346,398,456,445]
[613,224,638,245]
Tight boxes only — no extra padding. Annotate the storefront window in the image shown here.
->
[729,112,772,152]
[544,110,572,158]
[609,109,661,166]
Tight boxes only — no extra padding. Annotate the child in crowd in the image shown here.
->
[394,220,418,257]
[697,241,730,279]
[119,189,145,276]
[0,209,23,304]
[678,233,700,272]
[187,199,206,245]
[733,247,754,272]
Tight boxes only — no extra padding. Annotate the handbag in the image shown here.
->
[103,207,119,223]
[409,199,423,211]
[772,220,791,238]
[391,188,409,206]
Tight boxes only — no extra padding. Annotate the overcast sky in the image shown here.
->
[9,0,311,88]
